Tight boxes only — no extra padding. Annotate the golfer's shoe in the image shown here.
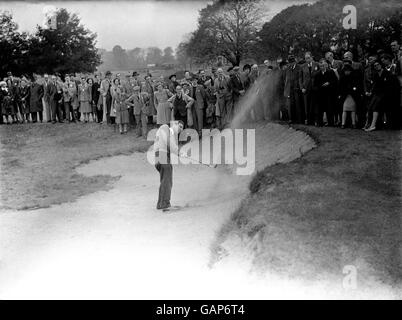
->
[162,205,182,212]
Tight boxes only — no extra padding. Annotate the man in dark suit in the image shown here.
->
[313,59,338,126]
[29,76,44,123]
[299,52,319,124]
[47,75,63,123]
[229,66,245,115]
[283,55,302,123]
[325,52,343,79]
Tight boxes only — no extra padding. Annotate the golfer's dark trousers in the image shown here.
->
[156,162,172,209]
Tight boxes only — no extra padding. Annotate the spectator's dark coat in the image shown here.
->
[28,83,44,113]
[283,63,301,98]
[338,70,363,105]
[229,73,244,100]
[367,69,397,113]
[1,88,14,115]
[299,61,319,93]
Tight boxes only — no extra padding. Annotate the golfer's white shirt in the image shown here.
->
[155,124,179,161]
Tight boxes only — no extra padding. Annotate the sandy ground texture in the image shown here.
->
[0,122,318,299]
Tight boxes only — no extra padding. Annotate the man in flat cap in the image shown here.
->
[125,85,150,138]
[283,54,302,123]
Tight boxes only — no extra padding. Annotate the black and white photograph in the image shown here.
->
[0,0,401,303]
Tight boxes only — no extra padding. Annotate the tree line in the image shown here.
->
[0,8,101,78]
[178,0,402,66]
[98,46,177,72]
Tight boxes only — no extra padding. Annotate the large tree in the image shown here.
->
[0,11,30,77]
[256,0,402,60]
[185,0,263,66]
[28,8,101,75]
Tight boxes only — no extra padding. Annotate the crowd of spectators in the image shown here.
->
[1,40,401,134]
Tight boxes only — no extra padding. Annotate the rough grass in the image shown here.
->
[0,122,152,210]
[212,125,402,290]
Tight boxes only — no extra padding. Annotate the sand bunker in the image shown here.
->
[0,122,316,299]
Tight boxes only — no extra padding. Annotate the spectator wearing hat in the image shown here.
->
[210,67,218,84]
[214,68,232,129]
[78,77,92,123]
[28,76,44,123]
[154,82,174,126]
[283,55,302,123]
[204,78,217,127]
[112,79,129,134]
[168,74,178,94]
[325,52,343,79]
[338,63,363,128]
[299,52,319,124]
[100,71,112,124]
[132,71,140,83]
[46,75,62,123]
[62,76,73,122]
[125,85,150,138]
[242,64,252,91]
[144,74,156,123]
[192,78,207,134]
[229,66,245,115]
[313,58,338,126]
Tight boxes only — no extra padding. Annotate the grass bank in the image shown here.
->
[0,123,151,210]
[212,125,402,291]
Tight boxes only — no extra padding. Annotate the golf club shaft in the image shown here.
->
[179,155,216,168]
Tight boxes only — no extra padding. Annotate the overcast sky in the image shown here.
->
[0,0,313,51]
